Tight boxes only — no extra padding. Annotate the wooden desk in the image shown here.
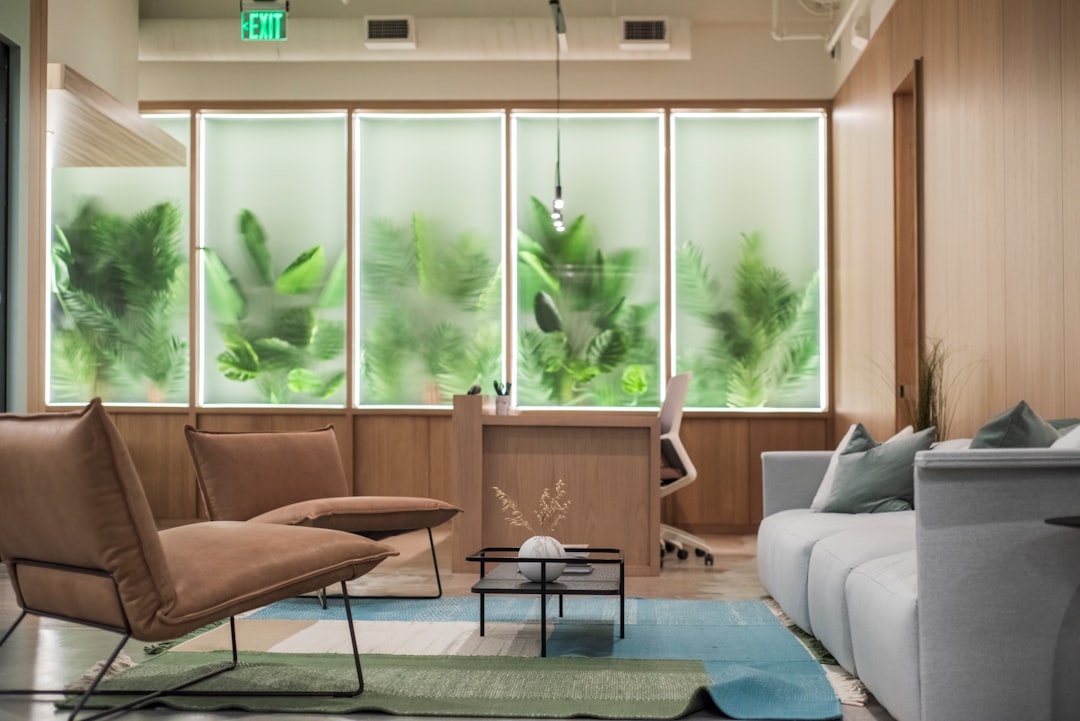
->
[451,395,661,576]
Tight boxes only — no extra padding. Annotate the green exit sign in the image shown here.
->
[241,9,287,41]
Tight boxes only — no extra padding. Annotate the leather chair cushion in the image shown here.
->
[250,495,461,536]
[185,425,351,521]
[152,521,397,640]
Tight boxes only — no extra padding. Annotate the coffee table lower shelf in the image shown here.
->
[466,547,625,657]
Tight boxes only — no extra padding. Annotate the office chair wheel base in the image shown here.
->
[677,548,689,560]
[695,548,706,557]
[704,554,714,566]
[664,541,677,553]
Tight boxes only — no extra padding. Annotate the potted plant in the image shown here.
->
[201,209,347,404]
[676,231,819,408]
[516,196,657,406]
[51,200,188,403]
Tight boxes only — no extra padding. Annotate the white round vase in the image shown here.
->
[517,535,567,582]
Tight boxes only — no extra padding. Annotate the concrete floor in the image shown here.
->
[0,529,896,721]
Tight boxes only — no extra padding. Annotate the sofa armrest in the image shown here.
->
[760,451,832,517]
[915,449,1080,721]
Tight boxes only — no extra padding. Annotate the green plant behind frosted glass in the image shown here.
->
[358,214,501,404]
[516,196,658,406]
[202,209,346,404]
[677,231,819,408]
[51,200,188,403]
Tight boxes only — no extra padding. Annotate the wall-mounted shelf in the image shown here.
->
[47,63,186,167]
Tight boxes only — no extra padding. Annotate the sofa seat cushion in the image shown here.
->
[757,509,913,633]
[806,519,916,674]
[846,550,919,721]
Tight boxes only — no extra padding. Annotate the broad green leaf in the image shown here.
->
[586,329,627,372]
[621,364,648,396]
[287,367,323,394]
[412,214,436,295]
[251,337,299,370]
[312,320,346,360]
[534,291,563,333]
[201,248,247,325]
[519,250,560,294]
[318,252,348,309]
[272,306,317,347]
[319,370,347,399]
[239,209,273,285]
[275,246,326,295]
[216,339,258,382]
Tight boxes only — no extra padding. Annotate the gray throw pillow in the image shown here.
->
[970,400,1059,449]
[821,425,937,514]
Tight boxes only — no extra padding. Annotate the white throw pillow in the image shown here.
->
[1051,424,1080,450]
[811,424,914,511]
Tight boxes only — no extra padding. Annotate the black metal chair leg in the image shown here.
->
[0,610,27,648]
[319,526,444,602]
[0,585,366,716]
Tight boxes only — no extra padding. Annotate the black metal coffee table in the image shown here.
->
[466,547,625,657]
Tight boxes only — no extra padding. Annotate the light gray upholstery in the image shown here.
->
[760,451,832,516]
[847,550,919,721]
[757,508,899,634]
[761,446,1080,721]
[807,518,915,674]
[916,449,1080,721]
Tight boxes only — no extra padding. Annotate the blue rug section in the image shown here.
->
[249,595,776,626]
[545,610,839,720]
[247,596,841,720]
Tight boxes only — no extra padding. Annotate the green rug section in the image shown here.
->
[74,651,716,719]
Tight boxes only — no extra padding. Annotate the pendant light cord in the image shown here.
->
[555,10,562,191]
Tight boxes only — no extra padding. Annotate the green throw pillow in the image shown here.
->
[821,425,937,514]
[970,401,1059,449]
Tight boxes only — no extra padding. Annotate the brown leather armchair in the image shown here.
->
[184,424,461,603]
[0,399,398,720]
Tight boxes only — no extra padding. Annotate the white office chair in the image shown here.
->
[659,372,714,565]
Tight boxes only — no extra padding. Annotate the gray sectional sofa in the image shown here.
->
[758,447,1080,721]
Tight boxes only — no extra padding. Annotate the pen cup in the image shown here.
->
[495,395,511,415]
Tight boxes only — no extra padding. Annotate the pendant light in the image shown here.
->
[549,0,566,232]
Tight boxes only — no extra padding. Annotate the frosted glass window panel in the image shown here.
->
[354,114,504,406]
[48,115,191,405]
[672,113,825,410]
[201,114,348,406]
[513,113,663,408]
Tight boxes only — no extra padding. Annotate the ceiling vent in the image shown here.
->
[364,16,416,50]
[619,17,669,51]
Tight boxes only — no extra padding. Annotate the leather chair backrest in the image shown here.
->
[185,425,351,521]
[0,399,174,632]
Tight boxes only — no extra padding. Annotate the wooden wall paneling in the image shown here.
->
[830,25,896,442]
[352,415,432,497]
[746,418,829,524]
[1064,0,1080,412]
[888,0,925,91]
[1001,0,1064,417]
[111,412,196,522]
[919,0,1006,437]
[666,418,750,532]
[427,414,454,503]
[478,424,656,573]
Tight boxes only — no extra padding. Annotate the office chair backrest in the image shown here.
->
[659,372,692,436]
[185,425,351,521]
[0,399,175,634]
